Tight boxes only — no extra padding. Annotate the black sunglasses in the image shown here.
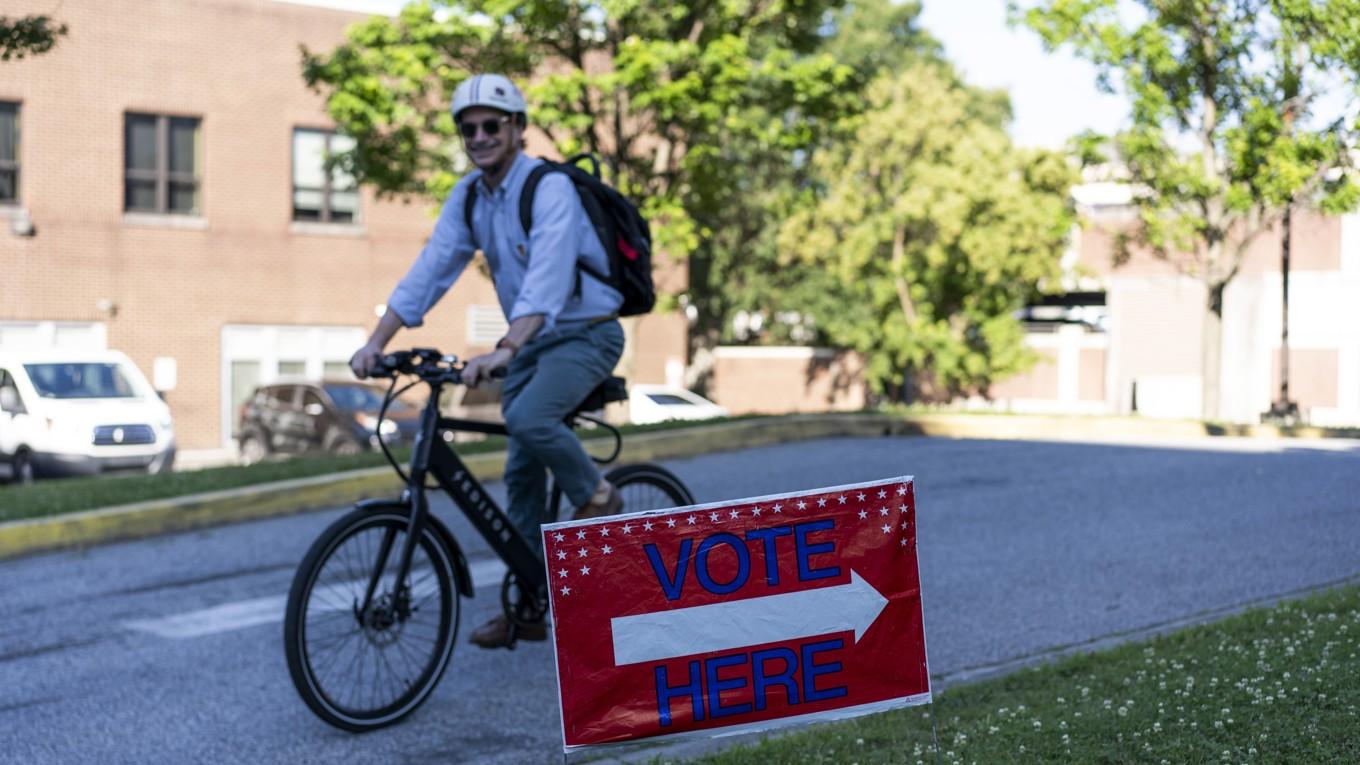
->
[458,115,512,139]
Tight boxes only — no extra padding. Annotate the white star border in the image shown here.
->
[540,475,916,597]
[540,474,914,539]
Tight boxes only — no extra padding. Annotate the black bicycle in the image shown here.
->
[282,347,695,732]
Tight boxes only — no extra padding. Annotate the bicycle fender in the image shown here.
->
[353,498,475,599]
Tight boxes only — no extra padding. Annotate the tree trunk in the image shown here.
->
[1201,281,1225,421]
[891,223,917,326]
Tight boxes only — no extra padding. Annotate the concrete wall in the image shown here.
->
[709,347,866,415]
[983,325,1108,415]
[1067,203,1360,426]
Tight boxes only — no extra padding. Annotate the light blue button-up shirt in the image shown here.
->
[388,153,621,333]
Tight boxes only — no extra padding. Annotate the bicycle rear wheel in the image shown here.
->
[284,507,461,732]
[606,463,695,513]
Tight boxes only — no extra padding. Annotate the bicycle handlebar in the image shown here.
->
[370,347,506,385]
[368,346,620,484]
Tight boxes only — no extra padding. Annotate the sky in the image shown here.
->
[917,1,1127,148]
[280,0,1129,148]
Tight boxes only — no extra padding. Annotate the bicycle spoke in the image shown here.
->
[287,508,467,728]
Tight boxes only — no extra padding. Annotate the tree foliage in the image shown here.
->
[302,0,1084,402]
[689,0,945,360]
[0,15,67,61]
[301,0,854,276]
[1015,0,1360,418]
[780,64,1077,399]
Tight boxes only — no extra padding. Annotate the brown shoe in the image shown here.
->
[573,481,623,520]
[468,613,546,649]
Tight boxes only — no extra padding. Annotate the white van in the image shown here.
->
[0,350,176,483]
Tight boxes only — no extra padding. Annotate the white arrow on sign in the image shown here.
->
[610,570,889,666]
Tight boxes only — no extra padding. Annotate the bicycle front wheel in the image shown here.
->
[606,463,696,513]
[283,507,461,732]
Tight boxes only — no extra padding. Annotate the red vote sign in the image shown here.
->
[541,476,931,751]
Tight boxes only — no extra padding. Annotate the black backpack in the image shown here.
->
[463,154,656,316]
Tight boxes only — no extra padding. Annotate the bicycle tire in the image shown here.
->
[284,507,462,732]
[606,462,696,513]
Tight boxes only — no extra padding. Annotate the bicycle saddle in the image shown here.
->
[570,376,628,419]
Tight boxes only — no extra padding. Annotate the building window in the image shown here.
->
[292,129,358,223]
[124,113,200,215]
[0,102,18,204]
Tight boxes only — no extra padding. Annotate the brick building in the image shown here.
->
[0,0,689,451]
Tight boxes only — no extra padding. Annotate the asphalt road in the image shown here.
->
[2,435,1358,764]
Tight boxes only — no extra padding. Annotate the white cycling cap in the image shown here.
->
[451,74,527,121]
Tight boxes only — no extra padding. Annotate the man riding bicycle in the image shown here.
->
[350,73,624,649]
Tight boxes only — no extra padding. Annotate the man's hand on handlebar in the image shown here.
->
[350,343,386,379]
[462,348,514,387]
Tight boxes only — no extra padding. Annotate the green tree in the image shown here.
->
[779,63,1077,400]
[300,0,854,347]
[1016,0,1360,420]
[683,0,946,384]
[0,14,67,61]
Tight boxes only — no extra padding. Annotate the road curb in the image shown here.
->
[2,412,1355,560]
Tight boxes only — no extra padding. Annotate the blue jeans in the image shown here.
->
[500,319,624,554]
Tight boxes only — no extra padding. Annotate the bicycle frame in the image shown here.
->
[361,381,550,622]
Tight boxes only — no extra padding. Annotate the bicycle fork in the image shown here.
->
[357,397,441,628]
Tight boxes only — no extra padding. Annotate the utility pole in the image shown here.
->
[1263,202,1300,425]
[1262,36,1304,427]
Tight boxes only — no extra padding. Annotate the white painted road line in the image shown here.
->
[124,558,509,640]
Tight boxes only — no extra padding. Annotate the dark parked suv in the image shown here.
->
[236,381,422,464]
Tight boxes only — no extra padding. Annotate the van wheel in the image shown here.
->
[14,451,35,485]
[240,436,267,466]
[332,439,361,456]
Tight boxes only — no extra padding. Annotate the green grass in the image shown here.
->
[690,585,1360,764]
[0,415,776,523]
[0,445,425,523]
